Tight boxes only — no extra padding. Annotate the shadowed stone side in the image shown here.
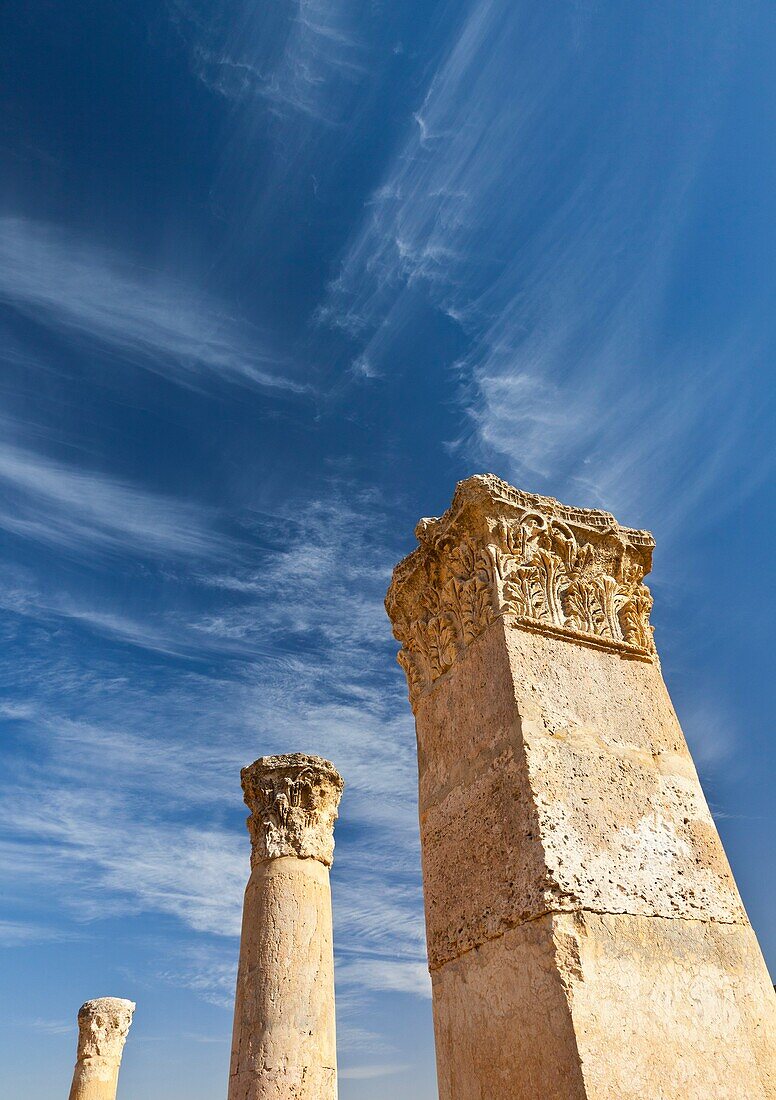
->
[228,754,343,1100]
[386,473,776,1100]
[67,998,135,1100]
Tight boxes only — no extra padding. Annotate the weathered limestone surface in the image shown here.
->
[228,754,343,1100]
[386,473,776,1100]
[432,912,775,1100]
[67,997,135,1100]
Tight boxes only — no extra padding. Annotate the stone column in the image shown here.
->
[386,474,776,1100]
[228,753,344,1100]
[67,997,135,1100]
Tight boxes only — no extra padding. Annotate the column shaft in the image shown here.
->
[229,857,337,1100]
[228,753,343,1100]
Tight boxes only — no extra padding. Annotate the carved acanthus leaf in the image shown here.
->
[386,475,656,709]
[241,754,344,867]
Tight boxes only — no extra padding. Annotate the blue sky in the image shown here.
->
[1,1,774,1096]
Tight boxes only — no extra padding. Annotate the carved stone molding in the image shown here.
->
[75,998,135,1063]
[241,753,344,867]
[385,474,656,709]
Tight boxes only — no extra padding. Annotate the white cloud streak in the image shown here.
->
[0,480,426,1055]
[0,920,68,948]
[171,0,368,123]
[324,2,759,533]
[340,1063,413,1080]
[165,0,400,264]
[0,216,305,393]
[0,438,224,561]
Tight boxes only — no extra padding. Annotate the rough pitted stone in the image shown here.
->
[67,998,135,1100]
[386,474,776,1100]
[228,754,343,1100]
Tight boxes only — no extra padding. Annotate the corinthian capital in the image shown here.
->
[385,473,657,709]
[241,753,344,867]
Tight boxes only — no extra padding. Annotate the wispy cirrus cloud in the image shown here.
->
[323,2,763,531]
[0,810,246,935]
[336,956,429,1000]
[165,0,412,268]
[170,0,368,122]
[340,1062,413,1080]
[24,1018,73,1036]
[0,438,224,561]
[0,478,426,1057]
[0,920,69,948]
[0,572,237,660]
[0,216,306,393]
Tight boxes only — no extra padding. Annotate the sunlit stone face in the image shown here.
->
[386,474,776,1100]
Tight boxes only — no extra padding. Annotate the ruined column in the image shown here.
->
[386,474,776,1100]
[67,997,135,1100]
[228,753,344,1100]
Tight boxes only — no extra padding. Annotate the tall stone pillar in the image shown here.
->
[386,474,776,1100]
[67,997,135,1100]
[228,753,344,1100]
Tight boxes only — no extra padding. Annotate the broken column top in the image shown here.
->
[76,998,135,1061]
[385,473,657,709]
[241,753,344,867]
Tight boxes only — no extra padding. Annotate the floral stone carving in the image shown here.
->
[241,753,344,867]
[385,474,656,708]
